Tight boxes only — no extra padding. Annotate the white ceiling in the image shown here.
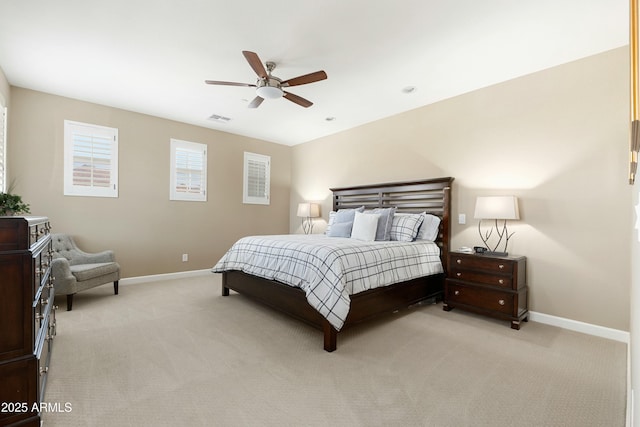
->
[0,0,628,146]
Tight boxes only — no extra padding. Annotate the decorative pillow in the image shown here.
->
[325,211,337,235]
[390,213,424,242]
[416,214,441,241]
[351,211,380,241]
[325,206,365,236]
[327,221,353,238]
[367,207,396,241]
[334,206,365,224]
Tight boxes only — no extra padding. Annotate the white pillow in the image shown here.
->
[350,211,380,241]
[417,214,441,241]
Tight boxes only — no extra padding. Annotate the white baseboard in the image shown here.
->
[119,269,212,285]
[529,311,630,344]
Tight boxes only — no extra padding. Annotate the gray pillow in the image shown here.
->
[334,206,365,224]
[327,221,353,237]
[371,207,396,241]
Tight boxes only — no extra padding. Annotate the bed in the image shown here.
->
[212,177,454,351]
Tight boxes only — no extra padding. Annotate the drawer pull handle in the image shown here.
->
[454,290,460,296]
[498,299,505,306]
[35,313,44,320]
[456,272,462,277]
[41,298,49,306]
[498,279,504,285]
[498,264,504,269]
[40,367,49,375]
[456,259,462,264]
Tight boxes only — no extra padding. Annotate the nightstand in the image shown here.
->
[443,251,528,329]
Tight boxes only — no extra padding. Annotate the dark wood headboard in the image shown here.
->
[330,177,454,271]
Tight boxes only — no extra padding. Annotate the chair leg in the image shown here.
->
[114,280,119,295]
[66,294,74,311]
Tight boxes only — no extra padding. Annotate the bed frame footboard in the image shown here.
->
[222,270,443,352]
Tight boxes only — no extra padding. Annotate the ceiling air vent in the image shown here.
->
[208,114,231,123]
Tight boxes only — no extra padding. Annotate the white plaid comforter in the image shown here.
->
[211,234,443,331]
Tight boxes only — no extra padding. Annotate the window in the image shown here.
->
[0,96,6,193]
[64,120,118,197]
[170,139,207,201]
[243,152,270,205]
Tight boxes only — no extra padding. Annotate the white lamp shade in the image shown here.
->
[297,203,320,218]
[474,196,520,220]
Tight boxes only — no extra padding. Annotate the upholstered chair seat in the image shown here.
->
[51,233,120,311]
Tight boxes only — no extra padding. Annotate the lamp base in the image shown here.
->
[483,251,508,257]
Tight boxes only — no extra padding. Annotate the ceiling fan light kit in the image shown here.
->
[205,51,327,108]
[256,81,283,99]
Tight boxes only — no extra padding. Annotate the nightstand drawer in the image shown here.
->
[450,270,512,288]
[451,254,515,274]
[446,283,513,316]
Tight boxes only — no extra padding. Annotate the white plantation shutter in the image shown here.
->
[170,139,207,201]
[64,120,118,197]
[243,152,270,205]
[0,103,6,192]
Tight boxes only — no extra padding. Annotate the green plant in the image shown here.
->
[0,192,30,215]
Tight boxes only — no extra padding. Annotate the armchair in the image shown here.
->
[51,233,120,311]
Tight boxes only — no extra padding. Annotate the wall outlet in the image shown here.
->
[458,213,466,224]
[182,254,188,262]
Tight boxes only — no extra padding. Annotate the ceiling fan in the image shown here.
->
[205,51,327,108]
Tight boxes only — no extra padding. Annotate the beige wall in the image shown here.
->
[290,47,631,332]
[7,88,291,277]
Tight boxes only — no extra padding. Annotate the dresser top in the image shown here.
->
[0,216,48,225]
[450,250,525,261]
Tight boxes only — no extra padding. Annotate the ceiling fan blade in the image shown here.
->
[282,71,327,87]
[242,51,268,79]
[205,80,256,87]
[248,96,264,108]
[283,92,313,108]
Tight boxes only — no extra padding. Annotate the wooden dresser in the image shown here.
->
[0,216,57,427]
[443,251,528,329]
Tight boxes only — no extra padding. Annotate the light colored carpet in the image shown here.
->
[42,275,626,427]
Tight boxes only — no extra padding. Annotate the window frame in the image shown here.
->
[169,138,207,202]
[63,120,119,198]
[243,151,270,205]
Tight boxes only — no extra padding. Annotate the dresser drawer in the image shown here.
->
[37,327,52,404]
[449,269,512,288]
[450,254,515,274]
[28,221,51,249]
[34,288,55,355]
[446,282,514,316]
[32,237,51,296]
